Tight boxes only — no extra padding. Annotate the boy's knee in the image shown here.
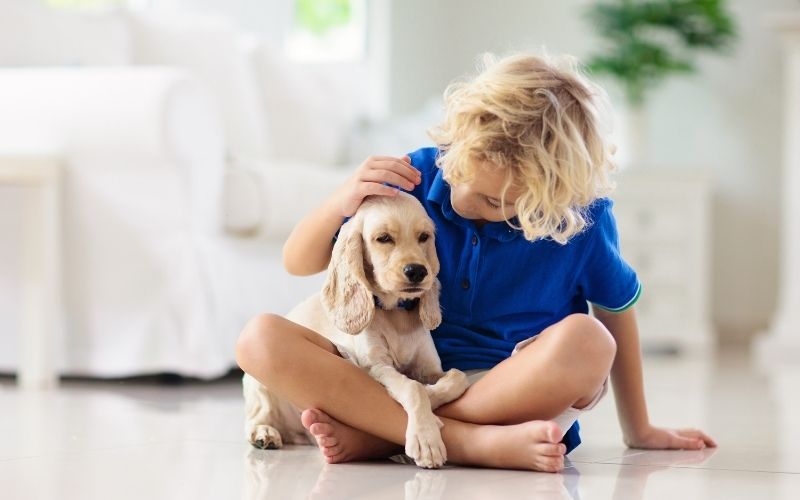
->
[558,313,617,369]
[235,313,285,374]
[551,314,615,404]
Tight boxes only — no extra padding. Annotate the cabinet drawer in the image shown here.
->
[622,243,687,286]
[633,283,690,319]
[615,203,687,242]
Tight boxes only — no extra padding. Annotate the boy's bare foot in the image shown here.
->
[301,408,567,472]
[462,420,566,472]
[301,408,402,463]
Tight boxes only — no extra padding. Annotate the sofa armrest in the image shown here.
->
[0,66,223,167]
[0,66,226,234]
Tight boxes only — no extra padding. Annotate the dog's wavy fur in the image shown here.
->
[242,193,468,468]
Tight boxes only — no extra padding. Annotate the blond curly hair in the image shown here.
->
[427,52,618,244]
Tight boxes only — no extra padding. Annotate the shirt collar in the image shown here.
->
[427,166,522,242]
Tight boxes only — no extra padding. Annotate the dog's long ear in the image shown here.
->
[322,219,374,334]
[419,277,442,330]
[425,231,440,278]
[418,231,442,330]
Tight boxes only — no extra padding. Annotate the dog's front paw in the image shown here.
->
[427,369,470,409]
[440,368,469,401]
[249,424,283,450]
[405,418,447,469]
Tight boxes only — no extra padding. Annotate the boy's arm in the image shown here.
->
[591,305,717,450]
[282,196,344,276]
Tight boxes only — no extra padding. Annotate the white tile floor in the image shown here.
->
[1,347,798,500]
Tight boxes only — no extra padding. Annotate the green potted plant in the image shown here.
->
[584,0,737,167]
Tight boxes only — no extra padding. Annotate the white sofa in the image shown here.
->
[0,4,361,379]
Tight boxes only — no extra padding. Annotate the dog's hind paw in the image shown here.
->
[249,424,283,450]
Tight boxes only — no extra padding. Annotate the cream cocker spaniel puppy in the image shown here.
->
[242,192,469,468]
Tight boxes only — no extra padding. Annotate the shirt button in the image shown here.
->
[471,235,478,246]
[461,279,470,289]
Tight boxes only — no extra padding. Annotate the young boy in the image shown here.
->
[236,53,716,472]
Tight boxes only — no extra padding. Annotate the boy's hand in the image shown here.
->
[331,155,422,218]
[624,425,717,450]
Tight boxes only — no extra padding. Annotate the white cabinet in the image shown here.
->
[611,171,714,354]
[755,12,800,365]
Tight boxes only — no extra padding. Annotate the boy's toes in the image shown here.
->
[528,420,563,444]
[301,408,322,429]
[310,422,335,437]
[300,409,316,430]
[534,442,567,457]
[540,421,562,443]
[316,435,338,448]
[301,408,336,431]
[323,444,343,457]
[536,455,565,473]
[326,453,346,464]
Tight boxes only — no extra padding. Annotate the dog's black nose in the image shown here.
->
[403,264,428,283]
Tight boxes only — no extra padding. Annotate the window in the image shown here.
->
[44,0,126,8]
[285,0,366,62]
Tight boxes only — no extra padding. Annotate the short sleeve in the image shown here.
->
[332,216,351,243]
[578,200,642,312]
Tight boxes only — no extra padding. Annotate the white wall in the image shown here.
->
[11,0,787,343]
[384,0,794,343]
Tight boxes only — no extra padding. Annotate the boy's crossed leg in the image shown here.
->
[236,313,615,472]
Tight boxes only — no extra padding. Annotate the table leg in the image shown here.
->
[18,170,62,389]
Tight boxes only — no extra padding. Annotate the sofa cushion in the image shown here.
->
[244,39,367,166]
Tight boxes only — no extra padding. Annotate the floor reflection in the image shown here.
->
[242,445,719,500]
[605,448,718,499]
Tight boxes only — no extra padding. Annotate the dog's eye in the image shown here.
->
[418,232,430,243]
[376,233,394,244]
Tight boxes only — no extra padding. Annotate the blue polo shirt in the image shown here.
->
[408,147,641,368]
[334,146,641,452]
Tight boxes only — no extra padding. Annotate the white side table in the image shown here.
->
[0,153,63,389]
